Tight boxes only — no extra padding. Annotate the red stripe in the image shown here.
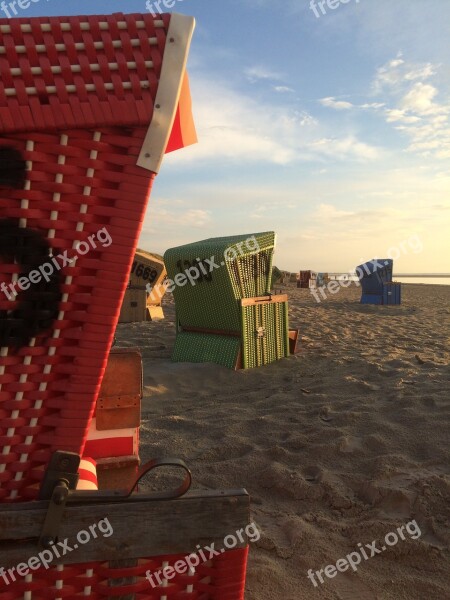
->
[166,106,183,153]
[84,437,134,459]
[78,469,98,486]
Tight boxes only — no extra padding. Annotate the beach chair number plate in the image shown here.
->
[131,260,158,283]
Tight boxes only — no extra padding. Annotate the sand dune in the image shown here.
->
[115,283,450,599]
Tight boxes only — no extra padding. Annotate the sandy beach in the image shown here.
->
[115,283,450,600]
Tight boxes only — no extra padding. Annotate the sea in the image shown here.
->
[331,275,450,286]
[392,277,450,286]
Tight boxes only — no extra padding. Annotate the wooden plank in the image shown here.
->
[240,294,288,307]
[137,14,196,173]
[289,329,300,354]
[96,349,142,429]
[0,490,249,568]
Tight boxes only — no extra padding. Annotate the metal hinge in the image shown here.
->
[38,451,80,549]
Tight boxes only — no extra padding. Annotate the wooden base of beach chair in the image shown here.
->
[361,282,401,305]
[96,455,140,490]
[289,329,300,354]
[147,304,165,320]
[0,455,250,599]
[84,348,142,490]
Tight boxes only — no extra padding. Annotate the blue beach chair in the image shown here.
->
[356,259,401,305]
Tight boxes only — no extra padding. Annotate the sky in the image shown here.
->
[15,0,450,273]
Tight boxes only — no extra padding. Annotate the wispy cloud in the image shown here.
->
[274,85,295,93]
[164,75,380,167]
[310,136,381,161]
[385,109,421,124]
[144,201,212,231]
[319,97,354,110]
[244,65,282,83]
[320,55,449,160]
[372,53,437,93]
[319,97,385,111]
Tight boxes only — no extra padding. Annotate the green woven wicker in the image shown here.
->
[165,232,290,369]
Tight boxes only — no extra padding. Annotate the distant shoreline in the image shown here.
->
[326,273,450,278]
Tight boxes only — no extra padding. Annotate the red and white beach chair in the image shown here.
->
[0,12,250,598]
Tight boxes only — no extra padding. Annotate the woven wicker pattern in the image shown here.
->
[172,332,242,369]
[0,12,180,501]
[0,547,248,599]
[0,128,154,501]
[0,13,170,134]
[241,301,289,369]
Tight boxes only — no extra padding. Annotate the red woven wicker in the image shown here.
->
[0,13,195,502]
[0,547,248,599]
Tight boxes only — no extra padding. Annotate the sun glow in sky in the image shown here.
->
[20,0,450,272]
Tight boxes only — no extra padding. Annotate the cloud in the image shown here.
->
[400,82,445,115]
[245,65,282,83]
[144,202,212,231]
[164,76,378,167]
[138,166,450,272]
[372,54,406,92]
[274,85,295,93]
[404,64,436,81]
[360,102,385,109]
[310,136,381,161]
[373,55,437,94]
[314,204,355,220]
[320,98,385,111]
[385,109,421,124]
[319,96,354,110]
[276,170,450,271]
[370,56,450,159]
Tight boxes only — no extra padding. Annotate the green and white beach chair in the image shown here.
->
[165,232,294,369]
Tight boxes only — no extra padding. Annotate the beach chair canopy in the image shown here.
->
[0,11,196,502]
[165,232,275,331]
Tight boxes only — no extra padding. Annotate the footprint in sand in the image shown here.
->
[303,465,323,483]
[319,406,333,422]
[333,573,379,599]
[339,436,362,454]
